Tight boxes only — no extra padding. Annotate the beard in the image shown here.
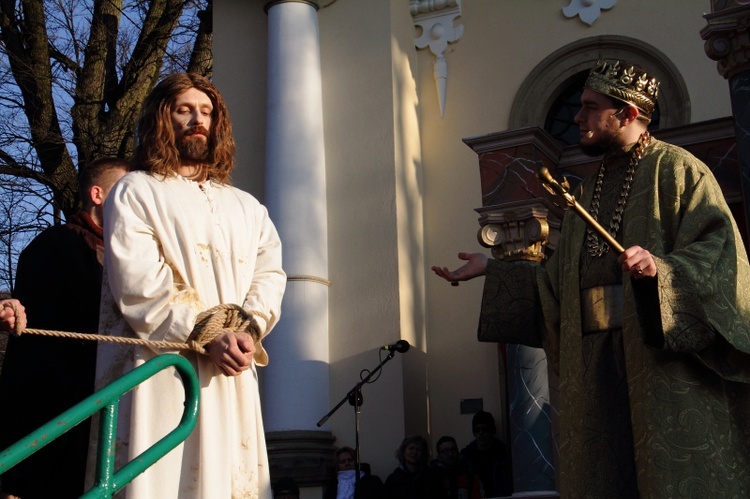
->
[177,128,210,162]
[580,128,622,157]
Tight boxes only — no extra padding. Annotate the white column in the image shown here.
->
[262,0,330,432]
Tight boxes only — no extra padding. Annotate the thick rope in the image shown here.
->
[0,301,259,356]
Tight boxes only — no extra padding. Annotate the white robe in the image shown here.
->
[95,171,286,498]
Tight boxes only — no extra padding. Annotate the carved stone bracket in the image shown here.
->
[476,199,561,263]
[411,0,463,117]
[701,5,750,79]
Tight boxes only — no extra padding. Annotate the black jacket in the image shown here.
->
[0,214,103,498]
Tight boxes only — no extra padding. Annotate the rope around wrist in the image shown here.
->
[0,301,260,355]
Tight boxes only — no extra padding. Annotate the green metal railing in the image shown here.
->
[0,353,199,498]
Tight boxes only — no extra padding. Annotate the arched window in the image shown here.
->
[510,35,687,146]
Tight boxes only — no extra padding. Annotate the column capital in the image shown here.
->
[265,0,318,14]
[476,199,561,263]
[701,5,750,79]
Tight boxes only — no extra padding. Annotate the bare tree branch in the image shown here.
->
[187,0,212,77]
[49,42,82,78]
[0,0,77,215]
[0,0,210,291]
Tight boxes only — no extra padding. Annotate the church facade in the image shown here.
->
[213,1,750,496]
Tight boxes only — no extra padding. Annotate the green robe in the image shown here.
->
[479,139,750,498]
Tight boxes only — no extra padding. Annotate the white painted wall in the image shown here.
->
[215,0,732,485]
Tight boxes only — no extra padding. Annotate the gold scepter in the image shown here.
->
[536,166,625,255]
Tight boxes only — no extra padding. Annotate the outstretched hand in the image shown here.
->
[431,252,489,286]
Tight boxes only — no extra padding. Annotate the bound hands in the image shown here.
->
[619,245,657,280]
[206,330,256,376]
[431,252,489,286]
[0,299,26,332]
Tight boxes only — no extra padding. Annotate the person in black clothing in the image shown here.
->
[384,435,447,499]
[0,157,130,499]
[430,436,482,499]
[460,411,512,497]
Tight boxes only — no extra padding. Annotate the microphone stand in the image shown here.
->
[317,348,401,496]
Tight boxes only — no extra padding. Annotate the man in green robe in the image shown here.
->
[433,60,750,498]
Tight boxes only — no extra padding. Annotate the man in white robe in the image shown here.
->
[95,73,286,498]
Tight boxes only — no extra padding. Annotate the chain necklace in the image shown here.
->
[585,131,651,257]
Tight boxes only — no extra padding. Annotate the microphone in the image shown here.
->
[382,340,410,353]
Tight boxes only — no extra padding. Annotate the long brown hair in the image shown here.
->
[133,73,236,183]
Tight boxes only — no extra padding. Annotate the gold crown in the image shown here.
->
[584,59,660,117]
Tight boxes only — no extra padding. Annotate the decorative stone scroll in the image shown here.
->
[701,5,750,79]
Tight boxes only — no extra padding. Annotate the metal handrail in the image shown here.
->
[0,353,200,498]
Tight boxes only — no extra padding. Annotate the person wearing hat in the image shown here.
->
[458,412,510,498]
[433,59,750,497]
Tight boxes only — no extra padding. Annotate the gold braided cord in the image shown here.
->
[0,301,259,356]
[287,274,332,286]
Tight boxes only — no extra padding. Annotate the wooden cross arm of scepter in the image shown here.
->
[536,166,625,255]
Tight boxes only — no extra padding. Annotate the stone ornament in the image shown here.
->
[411,0,463,117]
[562,0,617,26]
